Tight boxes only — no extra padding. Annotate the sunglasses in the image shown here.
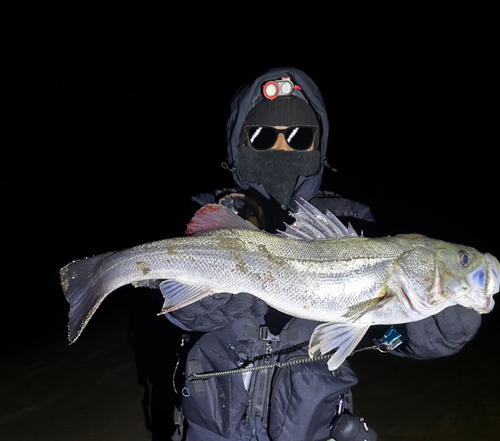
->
[245,126,317,151]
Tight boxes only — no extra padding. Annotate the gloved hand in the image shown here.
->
[398,305,482,359]
[169,292,269,332]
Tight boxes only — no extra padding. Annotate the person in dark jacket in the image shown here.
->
[163,67,482,441]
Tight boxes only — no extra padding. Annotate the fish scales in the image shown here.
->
[70,230,401,324]
[60,201,499,370]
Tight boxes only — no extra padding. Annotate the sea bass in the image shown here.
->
[60,201,500,370]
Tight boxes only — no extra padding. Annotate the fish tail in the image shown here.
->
[60,252,115,344]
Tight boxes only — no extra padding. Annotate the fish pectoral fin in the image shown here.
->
[350,293,396,323]
[309,322,370,371]
[344,293,395,322]
[158,280,214,314]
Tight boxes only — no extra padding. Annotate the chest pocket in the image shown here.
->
[181,331,253,438]
[268,347,358,441]
[181,320,359,440]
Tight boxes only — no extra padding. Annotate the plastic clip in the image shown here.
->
[378,326,403,352]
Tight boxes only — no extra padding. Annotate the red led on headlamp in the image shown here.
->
[262,77,301,100]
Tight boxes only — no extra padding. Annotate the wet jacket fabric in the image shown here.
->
[167,68,482,440]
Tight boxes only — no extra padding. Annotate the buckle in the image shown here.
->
[259,326,270,341]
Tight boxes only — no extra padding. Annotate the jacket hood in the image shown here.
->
[225,67,329,208]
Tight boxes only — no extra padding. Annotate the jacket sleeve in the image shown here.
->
[395,305,482,359]
[165,292,269,332]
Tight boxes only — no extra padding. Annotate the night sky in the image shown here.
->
[3,4,499,439]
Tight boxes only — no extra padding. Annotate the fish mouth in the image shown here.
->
[472,294,495,314]
[477,290,496,314]
[463,253,499,314]
[483,296,495,313]
[453,288,496,314]
[486,253,500,293]
[452,253,499,315]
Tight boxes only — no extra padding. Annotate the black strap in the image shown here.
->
[244,325,300,342]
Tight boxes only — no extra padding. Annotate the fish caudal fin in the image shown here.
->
[60,252,115,344]
[309,322,370,371]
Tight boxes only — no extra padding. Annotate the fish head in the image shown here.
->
[398,236,499,315]
[442,248,499,314]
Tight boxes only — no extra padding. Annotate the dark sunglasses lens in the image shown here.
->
[286,127,315,151]
[248,127,277,150]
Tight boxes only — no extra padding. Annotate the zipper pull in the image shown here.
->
[265,342,273,362]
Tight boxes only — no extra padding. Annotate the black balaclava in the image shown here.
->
[237,95,321,207]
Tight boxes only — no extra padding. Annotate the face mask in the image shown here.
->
[238,146,321,207]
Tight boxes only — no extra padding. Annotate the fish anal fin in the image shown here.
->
[309,322,370,371]
[186,204,260,235]
[159,280,214,313]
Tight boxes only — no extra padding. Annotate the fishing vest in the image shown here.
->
[180,316,358,441]
[177,192,371,440]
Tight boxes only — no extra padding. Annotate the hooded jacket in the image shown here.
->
[226,67,329,207]
[175,67,480,347]
[169,68,482,441]
[177,68,374,333]
[193,67,341,213]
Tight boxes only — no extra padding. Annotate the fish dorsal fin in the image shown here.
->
[186,203,260,235]
[278,199,359,240]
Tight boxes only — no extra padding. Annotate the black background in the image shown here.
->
[3,3,499,439]
[6,4,497,328]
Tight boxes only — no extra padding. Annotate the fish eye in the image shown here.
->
[458,250,471,267]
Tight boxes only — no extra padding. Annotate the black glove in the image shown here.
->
[169,292,269,332]
[397,305,482,359]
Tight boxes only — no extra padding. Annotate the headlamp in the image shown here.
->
[262,77,300,100]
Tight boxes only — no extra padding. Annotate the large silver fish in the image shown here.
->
[60,201,499,370]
